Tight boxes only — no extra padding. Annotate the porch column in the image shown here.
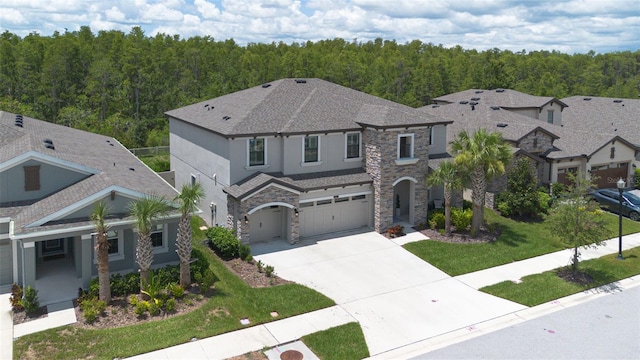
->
[22,242,36,288]
[290,208,299,244]
[80,234,93,288]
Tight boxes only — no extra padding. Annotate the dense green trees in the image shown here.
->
[1,27,638,148]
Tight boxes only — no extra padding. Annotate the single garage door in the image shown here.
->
[591,163,628,189]
[0,239,13,287]
[249,206,283,243]
[300,194,370,238]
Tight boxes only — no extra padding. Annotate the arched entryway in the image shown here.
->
[392,177,417,224]
[247,202,296,243]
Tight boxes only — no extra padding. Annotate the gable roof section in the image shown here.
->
[433,88,568,109]
[0,111,179,236]
[225,168,373,200]
[166,78,452,137]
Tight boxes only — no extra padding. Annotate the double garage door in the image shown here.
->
[591,163,629,189]
[300,194,370,238]
[0,239,13,287]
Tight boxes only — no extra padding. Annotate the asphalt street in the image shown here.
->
[414,285,640,360]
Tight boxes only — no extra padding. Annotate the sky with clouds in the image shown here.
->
[1,0,638,54]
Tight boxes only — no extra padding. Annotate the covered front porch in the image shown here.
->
[35,255,82,306]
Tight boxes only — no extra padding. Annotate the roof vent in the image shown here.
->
[495,89,505,93]
[295,79,307,84]
[475,90,484,94]
[261,83,271,88]
[583,97,591,101]
[44,140,55,150]
[470,97,480,101]
[491,106,500,110]
[497,123,508,128]
[129,167,135,171]
[222,116,231,121]
[459,101,469,104]
[431,105,440,108]
[613,99,623,103]
[469,101,479,106]
[204,104,214,111]
[14,119,23,127]
[43,139,53,145]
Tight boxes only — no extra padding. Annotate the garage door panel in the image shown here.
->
[300,195,370,238]
[250,208,283,243]
[591,164,628,189]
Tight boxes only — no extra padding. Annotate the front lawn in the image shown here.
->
[13,219,335,359]
[480,246,640,306]
[303,322,370,360]
[404,209,640,276]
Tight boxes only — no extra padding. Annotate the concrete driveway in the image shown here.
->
[252,229,527,356]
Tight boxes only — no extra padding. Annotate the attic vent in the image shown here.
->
[491,106,500,110]
[431,105,440,108]
[613,99,623,103]
[470,97,480,101]
[222,116,231,121]
[583,97,591,101]
[469,101,479,106]
[496,123,508,128]
[129,167,135,171]
[475,90,484,94]
[459,101,469,104]
[261,83,271,88]
[495,89,505,93]
[204,104,214,111]
[294,79,307,84]
[43,139,53,145]
[14,114,23,127]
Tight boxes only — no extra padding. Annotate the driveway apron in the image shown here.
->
[252,231,527,356]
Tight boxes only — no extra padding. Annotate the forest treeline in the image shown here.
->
[1,26,638,148]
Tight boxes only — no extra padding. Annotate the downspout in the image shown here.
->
[9,220,26,288]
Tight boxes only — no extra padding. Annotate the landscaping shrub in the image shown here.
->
[387,224,405,237]
[165,298,177,313]
[428,212,445,230]
[238,243,252,261]
[538,190,551,214]
[80,297,107,323]
[168,283,185,298]
[635,168,640,189]
[206,226,242,259]
[451,208,472,230]
[21,286,39,315]
[10,283,24,311]
[264,265,275,278]
[134,301,149,316]
[256,260,264,273]
[199,268,216,290]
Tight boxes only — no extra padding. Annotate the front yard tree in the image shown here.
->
[426,160,466,235]
[129,195,170,291]
[451,128,512,236]
[546,171,611,272]
[175,182,205,288]
[499,158,542,217]
[91,201,111,303]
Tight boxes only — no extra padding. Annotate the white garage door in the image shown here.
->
[249,206,283,243]
[0,239,13,286]
[300,194,370,238]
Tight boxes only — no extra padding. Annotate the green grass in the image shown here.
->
[139,154,170,172]
[13,218,335,359]
[302,322,370,360]
[480,246,640,307]
[404,209,640,276]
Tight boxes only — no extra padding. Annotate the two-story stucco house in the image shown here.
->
[0,112,181,305]
[167,78,452,244]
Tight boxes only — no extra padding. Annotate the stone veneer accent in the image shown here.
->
[364,127,430,232]
[518,131,554,154]
[226,186,299,244]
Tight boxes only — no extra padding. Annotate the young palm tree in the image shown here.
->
[451,128,512,236]
[129,195,170,291]
[175,182,205,288]
[91,201,111,303]
[426,160,466,235]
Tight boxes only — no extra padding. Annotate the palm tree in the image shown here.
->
[175,182,205,288]
[451,128,512,236]
[129,195,170,291]
[426,160,466,235]
[91,201,111,303]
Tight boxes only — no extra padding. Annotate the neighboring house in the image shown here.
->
[167,78,452,244]
[426,89,638,190]
[0,112,180,305]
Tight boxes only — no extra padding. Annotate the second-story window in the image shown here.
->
[24,165,40,191]
[547,110,554,124]
[248,138,266,166]
[398,134,414,159]
[304,135,319,163]
[346,133,361,159]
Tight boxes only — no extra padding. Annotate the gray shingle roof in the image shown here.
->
[166,78,451,137]
[225,168,372,200]
[0,111,179,235]
[433,88,567,109]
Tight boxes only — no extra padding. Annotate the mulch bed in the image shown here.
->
[556,268,594,285]
[12,306,48,325]
[414,226,500,244]
[221,257,291,288]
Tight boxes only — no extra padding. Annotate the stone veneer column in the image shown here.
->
[364,127,430,232]
[236,187,299,245]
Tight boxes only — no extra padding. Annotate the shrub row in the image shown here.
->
[205,226,252,261]
[428,207,473,231]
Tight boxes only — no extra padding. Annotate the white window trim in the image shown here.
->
[547,110,554,124]
[93,229,124,263]
[151,224,169,254]
[428,127,434,147]
[397,133,416,160]
[246,137,269,170]
[344,132,362,162]
[301,135,322,166]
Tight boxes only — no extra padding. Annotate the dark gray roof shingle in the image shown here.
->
[433,88,567,109]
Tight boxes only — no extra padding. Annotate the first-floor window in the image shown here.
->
[151,224,164,248]
[107,230,119,255]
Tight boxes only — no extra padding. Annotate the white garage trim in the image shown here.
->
[300,191,373,204]
[337,191,372,198]
[392,176,418,187]
[247,202,295,215]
